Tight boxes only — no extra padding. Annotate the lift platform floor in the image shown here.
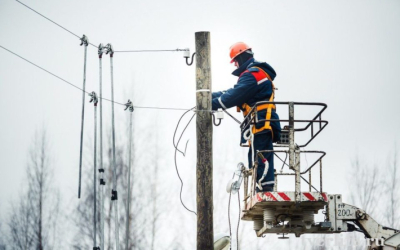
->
[242,191,328,221]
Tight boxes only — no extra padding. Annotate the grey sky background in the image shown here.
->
[1,0,400,247]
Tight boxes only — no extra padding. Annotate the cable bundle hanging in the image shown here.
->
[78,34,89,199]
[173,108,197,215]
[105,43,120,250]
[89,91,99,250]
[124,100,134,249]
[98,44,106,250]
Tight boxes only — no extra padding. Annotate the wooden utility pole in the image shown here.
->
[195,31,214,250]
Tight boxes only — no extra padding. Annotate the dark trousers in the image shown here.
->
[247,131,274,192]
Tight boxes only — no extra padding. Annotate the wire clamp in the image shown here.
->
[100,179,106,185]
[98,168,104,173]
[93,247,100,250]
[80,34,89,47]
[111,190,118,200]
[89,91,98,106]
[124,99,134,112]
[226,162,246,194]
[105,43,114,57]
[98,43,105,58]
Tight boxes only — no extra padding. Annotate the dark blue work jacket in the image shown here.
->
[212,58,281,142]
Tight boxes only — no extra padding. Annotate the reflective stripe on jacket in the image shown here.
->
[212,58,281,141]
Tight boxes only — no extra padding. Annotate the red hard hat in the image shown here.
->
[229,42,251,63]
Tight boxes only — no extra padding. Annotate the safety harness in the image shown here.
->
[237,66,276,136]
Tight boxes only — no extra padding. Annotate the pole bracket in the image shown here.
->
[185,51,196,66]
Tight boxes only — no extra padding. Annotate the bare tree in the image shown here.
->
[384,147,399,229]
[349,156,380,216]
[7,129,61,250]
[149,126,161,250]
[0,220,5,249]
[8,195,34,250]
[73,129,148,249]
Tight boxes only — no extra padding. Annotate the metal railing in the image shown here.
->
[240,101,328,203]
[240,101,328,147]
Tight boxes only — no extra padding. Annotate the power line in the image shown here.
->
[15,0,188,53]
[1,45,246,122]
[134,106,191,111]
[15,0,98,48]
[0,45,200,112]
[0,45,88,93]
[114,49,188,53]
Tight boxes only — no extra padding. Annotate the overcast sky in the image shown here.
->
[1,0,400,247]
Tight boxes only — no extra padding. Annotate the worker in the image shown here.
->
[212,42,281,192]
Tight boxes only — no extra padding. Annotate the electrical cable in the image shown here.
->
[16,0,189,53]
[135,105,192,111]
[173,111,197,216]
[228,181,241,250]
[222,109,241,124]
[274,152,289,170]
[186,52,196,66]
[2,44,238,219]
[114,49,188,53]
[228,187,232,250]
[0,45,202,112]
[237,191,240,250]
[300,176,319,192]
[0,45,89,93]
[173,108,195,155]
[15,0,98,48]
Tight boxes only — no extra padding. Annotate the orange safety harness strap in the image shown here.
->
[237,66,276,136]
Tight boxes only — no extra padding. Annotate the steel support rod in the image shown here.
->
[107,44,120,250]
[125,102,133,250]
[288,102,302,202]
[288,102,295,172]
[320,159,323,192]
[78,35,88,198]
[295,148,301,202]
[243,172,248,202]
[98,44,105,250]
[195,31,214,250]
[92,92,98,249]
